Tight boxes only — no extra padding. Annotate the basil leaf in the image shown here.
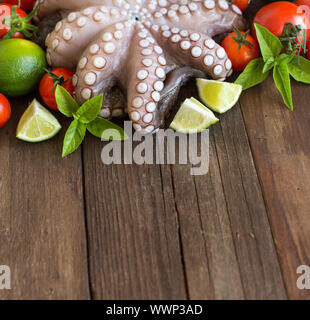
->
[55,85,79,118]
[87,117,128,141]
[254,24,282,62]
[76,95,103,124]
[273,62,293,111]
[288,55,310,84]
[276,53,295,65]
[235,58,269,90]
[262,57,275,73]
[62,120,86,157]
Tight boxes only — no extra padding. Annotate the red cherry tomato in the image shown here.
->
[222,30,259,71]
[0,94,11,128]
[0,4,28,39]
[230,0,250,12]
[253,1,310,41]
[39,68,75,111]
[6,0,36,12]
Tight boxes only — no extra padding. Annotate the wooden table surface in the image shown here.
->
[1,1,310,300]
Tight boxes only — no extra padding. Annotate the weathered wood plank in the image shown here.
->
[82,136,187,299]
[168,84,286,299]
[0,97,90,299]
[240,76,310,299]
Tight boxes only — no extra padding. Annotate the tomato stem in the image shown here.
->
[230,27,254,51]
[45,69,71,94]
[278,22,307,57]
[2,0,42,40]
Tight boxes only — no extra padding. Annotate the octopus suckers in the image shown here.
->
[104,42,116,54]
[136,82,148,94]
[204,54,214,66]
[84,72,97,85]
[146,102,156,113]
[131,111,141,121]
[204,39,215,49]
[137,69,148,80]
[141,48,152,56]
[154,46,163,54]
[225,59,232,70]
[171,34,181,43]
[180,40,191,50]
[204,0,215,9]
[216,47,226,59]
[191,46,202,58]
[81,88,92,100]
[102,32,113,41]
[155,67,165,78]
[142,58,153,67]
[143,113,153,124]
[132,97,144,108]
[77,17,87,27]
[213,65,223,76]
[154,81,164,92]
[78,57,88,69]
[67,13,77,23]
[190,33,200,42]
[151,91,161,102]
[219,0,229,10]
[114,31,123,39]
[63,28,73,41]
[89,44,100,54]
[93,57,106,69]
[100,108,111,118]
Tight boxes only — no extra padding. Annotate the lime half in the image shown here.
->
[196,79,242,114]
[17,99,61,142]
[170,98,219,134]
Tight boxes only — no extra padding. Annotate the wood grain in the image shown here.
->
[240,76,310,299]
[165,85,286,299]
[82,136,187,299]
[0,97,90,299]
[82,80,286,299]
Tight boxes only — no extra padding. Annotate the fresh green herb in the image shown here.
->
[235,23,310,110]
[235,58,269,90]
[55,86,128,157]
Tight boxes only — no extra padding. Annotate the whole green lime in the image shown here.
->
[0,39,47,97]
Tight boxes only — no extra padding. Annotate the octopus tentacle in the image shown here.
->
[150,25,232,80]
[150,0,245,37]
[37,0,245,134]
[74,20,135,103]
[45,6,130,68]
[35,0,127,20]
[126,24,167,133]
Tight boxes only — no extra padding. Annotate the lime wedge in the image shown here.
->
[196,78,242,114]
[170,98,219,134]
[17,99,61,142]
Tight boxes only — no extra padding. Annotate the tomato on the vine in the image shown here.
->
[0,4,28,39]
[222,29,259,71]
[6,0,36,12]
[253,2,310,41]
[39,68,75,111]
[229,0,250,12]
[0,94,11,128]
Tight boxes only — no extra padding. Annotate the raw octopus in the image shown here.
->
[35,0,245,134]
